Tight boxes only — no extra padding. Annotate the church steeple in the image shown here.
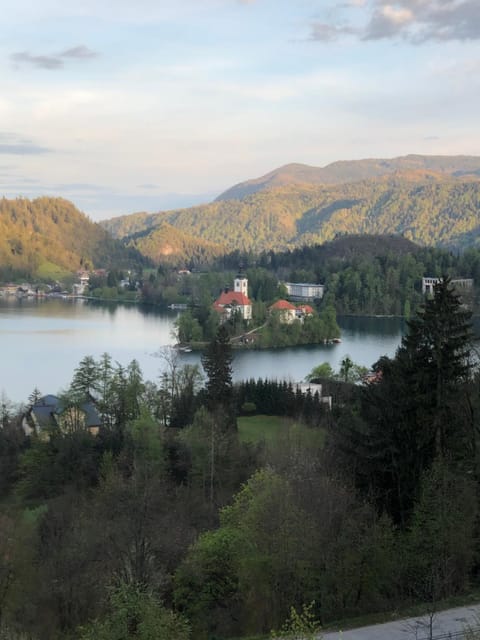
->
[234,265,248,297]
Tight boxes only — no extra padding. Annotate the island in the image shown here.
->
[174,270,340,350]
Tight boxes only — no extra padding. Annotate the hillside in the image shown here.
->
[217,154,480,201]
[125,221,224,265]
[293,233,422,261]
[103,174,480,261]
[0,196,143,280]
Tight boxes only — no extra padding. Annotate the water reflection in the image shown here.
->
[1,299,405,403]
[339,315,406,337]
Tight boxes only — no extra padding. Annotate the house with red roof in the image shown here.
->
[296,304,315,318]
[269,299,297,324]
[213,272,252,321]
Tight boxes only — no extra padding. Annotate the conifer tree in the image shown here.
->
[344,277,474,526]
[201,325,233,413]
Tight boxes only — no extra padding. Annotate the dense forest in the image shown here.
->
[0,197,147,281]
[1,281,480,639]
[140,235,480,317]
[102,173,480,261]
[253,236,480,316]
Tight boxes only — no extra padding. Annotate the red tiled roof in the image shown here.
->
[270,299,296,311]
[214,290,252,308]
[298,304,315,314]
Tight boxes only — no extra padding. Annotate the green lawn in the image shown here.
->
[37,260,72,281]
[238,414,325,448]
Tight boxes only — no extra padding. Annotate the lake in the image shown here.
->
[0,298,405,404]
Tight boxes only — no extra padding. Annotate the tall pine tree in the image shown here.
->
[338,277,475,526]
[201,325,236,429]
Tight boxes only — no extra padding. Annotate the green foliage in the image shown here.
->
[338,278,475,526]
[306,358,367,383]
[257,304,340,348]
[78,582,190,640]
[174,527,244,639]
[127,411,166,479]
[405,459,477,601]
[240,401,257,414]
[175,310,202,343]
[36,260,71,281]
[201,325,234,417]
[0,196,145,280]
[271,602,321,640]
[16,431,102,501]
[237,415,325,452]
[102,174,480,260]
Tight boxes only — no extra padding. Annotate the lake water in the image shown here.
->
[0,298,405,404]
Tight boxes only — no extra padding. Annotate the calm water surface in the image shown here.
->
[0,298,405,403]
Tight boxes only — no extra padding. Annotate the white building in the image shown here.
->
[283,282,324,301]
[422,277,474,295]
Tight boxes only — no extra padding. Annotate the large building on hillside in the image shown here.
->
[422,277,474,295]
[213,272,252,321]
[283,282,324,301]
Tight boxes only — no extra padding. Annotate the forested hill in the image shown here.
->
[102,174,480,262]
[217,154,480,201]
[0,196,144,280]
[124,221,224,264]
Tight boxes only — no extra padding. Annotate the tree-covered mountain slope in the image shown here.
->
[102,174,480,261]
[124,222,225,265]
[216,154,480,201]
[0,196,143,280]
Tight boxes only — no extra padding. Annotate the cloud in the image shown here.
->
[338,0,367,6]
[313,0,480,43]
[11,51,63,70]
[310,22,357,41]
[0,144,51,155]
[60,45,99,59]
[11,44,99,70]
[364,3,415,39]
[0,132,52,155]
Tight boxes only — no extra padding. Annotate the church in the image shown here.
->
[213,272,252,321]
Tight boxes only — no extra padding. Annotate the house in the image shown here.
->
[295,382,332,410]
[296,304,315,319]
[269,299,297,324]
[283,282,324,301]
[73,272,90,296]
[22,395,101,437]
[213,272,252,321]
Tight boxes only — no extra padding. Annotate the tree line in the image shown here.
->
[141,236,480,319]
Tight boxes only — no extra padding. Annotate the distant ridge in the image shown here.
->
[216,154,480,201]
[102,155,480,262]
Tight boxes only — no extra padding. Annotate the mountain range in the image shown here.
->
[102,155,480,264]
[216,154,480,200]
[3,155,480,278]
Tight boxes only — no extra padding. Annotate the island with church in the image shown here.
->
[174,270,341,350]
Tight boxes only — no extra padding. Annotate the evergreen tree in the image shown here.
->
[201,325,235,427]
[342,278,475,526]
[27,387,42,407]
[400,277,473,460]
[71,355,99,400]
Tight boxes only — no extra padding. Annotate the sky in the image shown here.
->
[1,0,479,220]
